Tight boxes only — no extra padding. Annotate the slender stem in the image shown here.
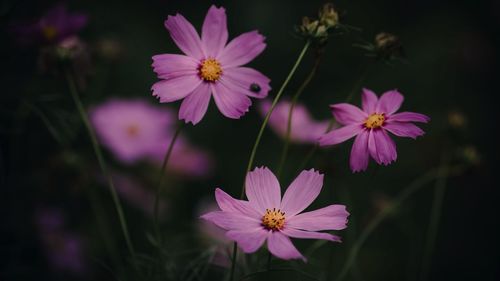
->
[276,53,322,178]
[419,153,450,281]
[266,252,272,271]
[334,165,464,281]
[228,40,311,281]
[65,69,137,267]
[153,122,184,244]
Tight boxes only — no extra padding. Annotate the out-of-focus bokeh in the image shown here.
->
[1,0,498,280]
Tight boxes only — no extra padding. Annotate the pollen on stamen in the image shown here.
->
[198,58,222,82]
[365,113,385,129]
[262,208,286,231]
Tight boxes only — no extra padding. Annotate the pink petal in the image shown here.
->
[222,67,271,98]
[214,188,261,218]
[368,129,397,165]
[286,205,349,231]
[218,31,266,68]
[350,130,370,172]
[245,167,281,213]
[280,169,323,217]
[211,82,252,119]
[179,83,211,125]
[201,5,228,57]
[331,103,367,125]
[361,88,378,113]
[201,211,261,230]
[164,14,205,60]
[318,124,363,146]
[152,54,198,80]
[282,228,341,242]
[383,122,425,139]
[267,231,305,261]
[151,74,202,103]
[388,112,430,123]
[376,90,404,115]
[226,228,268,253]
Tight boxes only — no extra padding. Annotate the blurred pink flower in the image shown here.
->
[36,209,86,274]
[112,173,168,218]
[319,88,430,172]
[201,167,349,261]
[151,5,271,124]
[259,99,331,144]
[12,3,87,45]
[89,99,212,177]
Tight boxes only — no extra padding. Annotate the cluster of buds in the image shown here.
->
[296,3,340,45]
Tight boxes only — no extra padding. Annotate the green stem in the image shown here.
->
[153,122,183,244]
[419,153,450,281]
[229,40,311,281]
[65,70,137,268]
[266,252,272,271]
[334,165,464,281]
[276,53,322,179]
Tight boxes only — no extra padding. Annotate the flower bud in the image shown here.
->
[319,3,339,29]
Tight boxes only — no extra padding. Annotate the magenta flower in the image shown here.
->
[12,3,87,45]
[319,88,430,172]
[89,99,212,176]
[259,99,332,144]
[151,5,271,124]
[201,167,349,261]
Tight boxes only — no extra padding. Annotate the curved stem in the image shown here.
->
[334,165,464,281]
[153,122,184,245]
[229,40,311,281]
[65,69,137,267]
[276,53,322,179]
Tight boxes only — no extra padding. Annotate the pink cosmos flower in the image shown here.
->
[259,99,332,144]
[12,3,87,45]
[318,88,430,172]
[201,167,349,261]
[89,99,212,177]
[151,5,271,124]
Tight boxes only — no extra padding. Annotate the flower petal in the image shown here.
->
[376,90,404,115]
[350,130,370,172]
[214,188,261,218]
[152,75,202,103]
[318,124,363,146]
[218,30,266,68]
[388,112,430,123]
[282,228,341,242]
[331,103,367,125]
[222,67,271,98]
[267,231,305,261]
[164,14,205,59]
[281,169,323,217]
[361,88,378,113]
[179,83,211,124]
[226,228,268,253]
[368,129,397,165]
[384,122,425,139]
[152,54,198,80]
[286,205,349,231]
[201,5,228,57]
[201,211,260,230]
[245,167,281,213]
[211,82,252,119]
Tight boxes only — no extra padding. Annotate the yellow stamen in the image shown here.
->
[126,125,140,137]
[42,25,58,40]
[199,58,222,81]
[262,208,286,231]
[365,113,385,129]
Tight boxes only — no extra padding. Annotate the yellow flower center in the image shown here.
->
[262,208,286,231]
[199,58,222,82]
[42,25,58,40]
[126,124,140,138]
[365,113,385,129]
